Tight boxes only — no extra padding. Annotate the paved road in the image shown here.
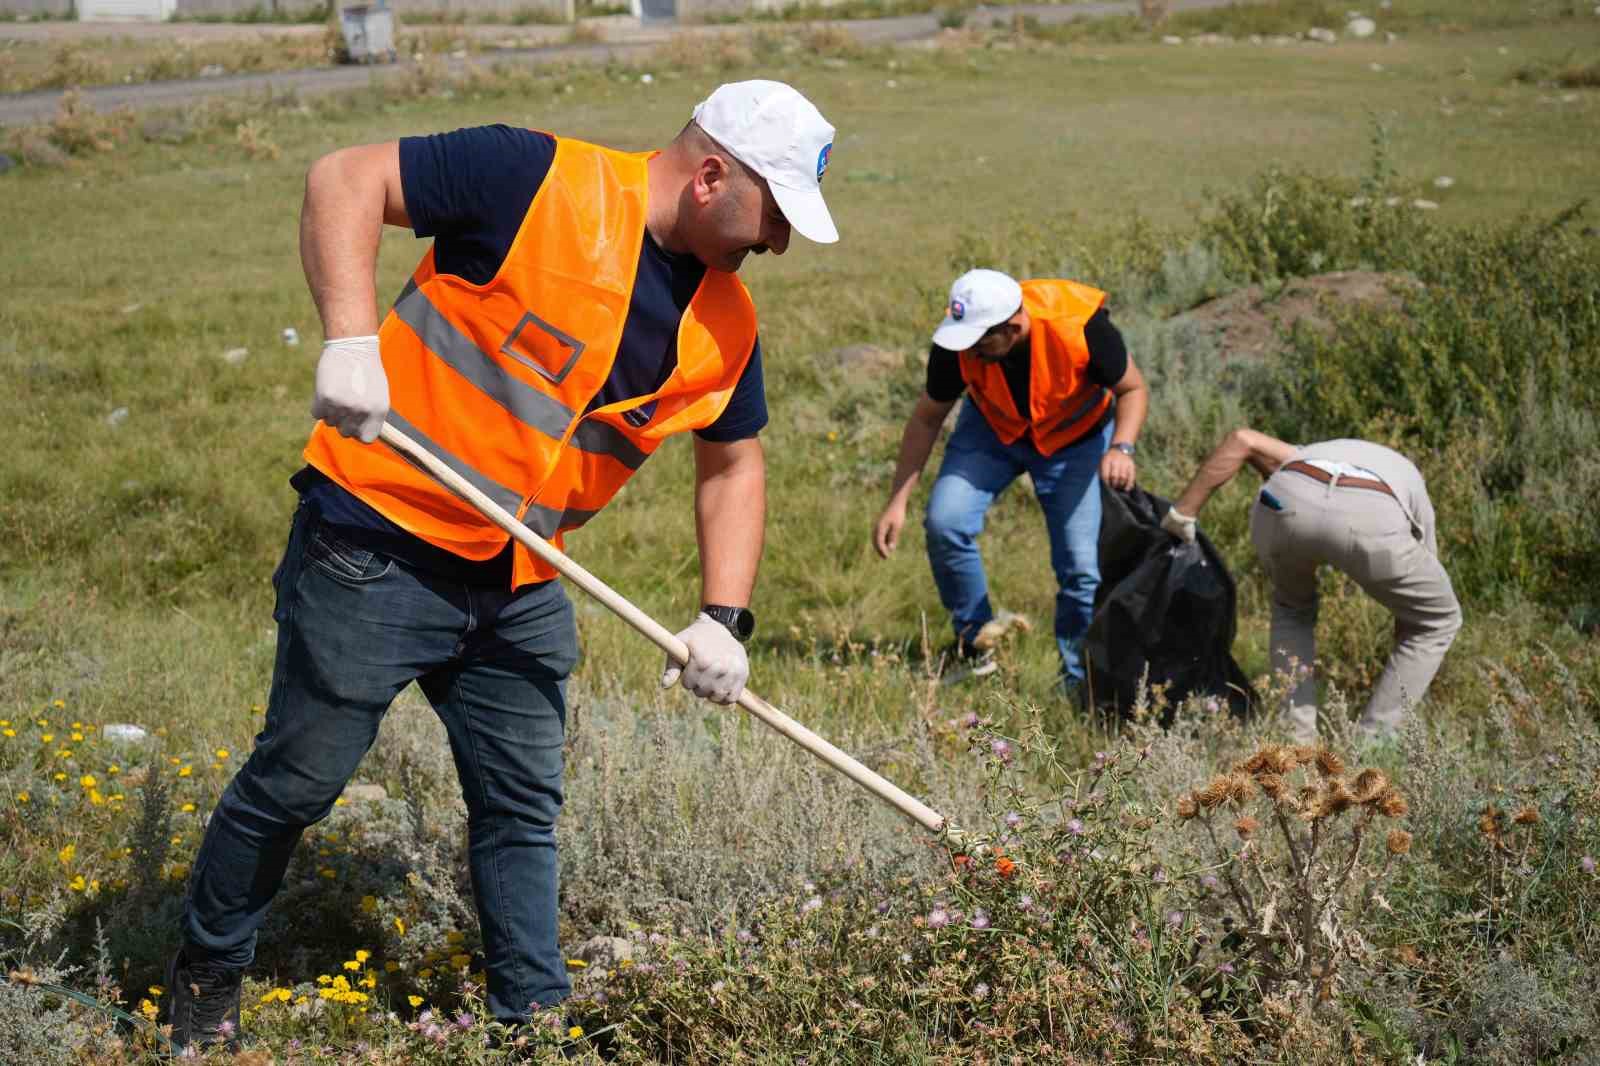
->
[0,0,1239,125]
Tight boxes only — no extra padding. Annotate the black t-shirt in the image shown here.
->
[925,306,1128,418]
[300,125,767,584]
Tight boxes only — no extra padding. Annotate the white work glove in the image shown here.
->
[1161,506,1198,544]
[661,612,749,704]
[311,335,389,444]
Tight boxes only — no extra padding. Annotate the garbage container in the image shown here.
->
[339,2,398,65]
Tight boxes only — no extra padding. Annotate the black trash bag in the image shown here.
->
[1082,484,1253,724]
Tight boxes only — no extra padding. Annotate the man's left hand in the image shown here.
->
[1100,449,1136,491]
[662,612,749,704]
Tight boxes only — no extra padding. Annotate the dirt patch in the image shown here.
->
[1172,270,1422,361]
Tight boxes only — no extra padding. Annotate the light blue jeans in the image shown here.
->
[924,403,1111,682]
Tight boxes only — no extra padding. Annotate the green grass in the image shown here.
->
[2,12,1599,1064]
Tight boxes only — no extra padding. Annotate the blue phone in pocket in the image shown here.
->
[1259,489,1285,512]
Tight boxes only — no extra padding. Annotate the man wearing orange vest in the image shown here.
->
[873,269,1148,687]
[166,80,839,1051]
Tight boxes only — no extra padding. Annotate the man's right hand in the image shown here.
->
[873,504,907,559]
[1160,506,1198,544]
[311,335,389,444]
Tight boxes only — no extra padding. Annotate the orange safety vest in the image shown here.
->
[957,279,1113,457]
[304,135,759,587]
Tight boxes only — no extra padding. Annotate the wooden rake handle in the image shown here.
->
[377,421,950,837]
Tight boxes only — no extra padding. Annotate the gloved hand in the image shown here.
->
[311,335,389,444]
[661,612,749,704]
[1160,506,1198,544]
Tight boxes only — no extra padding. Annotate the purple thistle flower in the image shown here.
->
[1201,874,1220,891]
[960,711,979,729]
[737,929,754,943]
[454,1012,474,1030]
[1066,818,1085,836]
[217,1020,236,1038]
[1217,962,1235,975]
[801,896,823,913]
[973,981,990,1000]
[990,738,1013,762]
[927,907,951,929]
[1166,910,1184,929]
[1582,855,1596,875]
[1004,810,1023,829]
[970,909,991,930]
[1017,893,1034,911]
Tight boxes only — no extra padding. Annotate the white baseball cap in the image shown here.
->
[932,269,1023,350]
[692,80,839,245]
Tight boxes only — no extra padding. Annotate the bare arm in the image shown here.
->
[693,435,766,607]
[873,392,958,557]
[299,142,410,339]
[1174,427,1298,517]
[1098,355,1149,491]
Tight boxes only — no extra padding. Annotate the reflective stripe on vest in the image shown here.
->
[303,135,759,587]
[957,278,1113,457]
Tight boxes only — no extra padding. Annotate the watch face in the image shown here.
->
[732,608,755,641]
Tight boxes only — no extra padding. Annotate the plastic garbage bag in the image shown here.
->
[1082,484,1253,723]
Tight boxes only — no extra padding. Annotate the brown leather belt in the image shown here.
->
[1282,460,1397,500]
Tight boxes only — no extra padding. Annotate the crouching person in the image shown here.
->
[1163,428,1462,743]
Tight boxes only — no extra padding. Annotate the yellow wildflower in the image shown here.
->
[138,999,158,1020]
[178,766,192,778]
[360,974,376,989]
[41,733,54,743]
[169,863,190,882]
[354,949,370,963]
[216,748,230,760]
[1,729,14,738]
[394,917,406,936]
[567,958,588,969]
[53,772,66,782]
[148,986,164,997]
[90,879,100,893]
[15,791,28,803]
[408,995,424,1008]
[316,975,332,985]
[568,1026,584,1039]
[71,732,84,742]
[334,797,347,806]
[107,765,120,774]
[168,757,181,765]
[58,844,75,865]
[343,960,361,972]
[68,875,86,892]
[259,988,293,1004]
[181,803,196,813]
[0,719,8,726]
[56,749,72,758]
[52,699,65,708]
[79,775,96,789]
[89,789,105,806]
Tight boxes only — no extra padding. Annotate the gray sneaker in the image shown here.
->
[940,642,999,685]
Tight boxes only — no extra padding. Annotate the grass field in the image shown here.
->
[2,4,1599,1062]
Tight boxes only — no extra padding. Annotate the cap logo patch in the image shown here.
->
[816,142,832,182]
[950,299,965,321]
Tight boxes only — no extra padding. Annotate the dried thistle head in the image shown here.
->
[1386,829,1413,855]
[1175,794,1199,820]
[1314,749,1346,778]
[1316,780,1356,818]
[1479,805,1503,838]
[1197,775,1233,810]
[1378,787,1408,819]
[1234,815,1260,838]
[1237,748,1272,775]
[1226,772,1256,807]
[1513,806,1540,826]
[1257,773,1287,800]
[1290,745,1319,768]
[1298,785,1321,809]
[1352,768,1389,804]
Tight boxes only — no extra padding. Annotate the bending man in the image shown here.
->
[167,80,839,1051]
[1163,428,1462,742]
[873,269,1148,687]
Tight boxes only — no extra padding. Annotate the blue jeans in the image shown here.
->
[181,498,579,1022]
[924,403,1111,682]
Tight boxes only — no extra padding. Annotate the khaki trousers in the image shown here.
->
[1249,466,1462,742]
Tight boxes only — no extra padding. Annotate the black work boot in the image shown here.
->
[164,948,243,1054]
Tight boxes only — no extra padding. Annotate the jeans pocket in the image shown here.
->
[304,524,396,585]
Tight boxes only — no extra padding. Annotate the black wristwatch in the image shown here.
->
[702,604,755,643]
[1110,442,1136,457]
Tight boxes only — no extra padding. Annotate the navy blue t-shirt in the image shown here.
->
[301,125,768,583]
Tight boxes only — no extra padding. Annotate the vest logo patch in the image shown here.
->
[502,310,586,385]
[950,299,965,321]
